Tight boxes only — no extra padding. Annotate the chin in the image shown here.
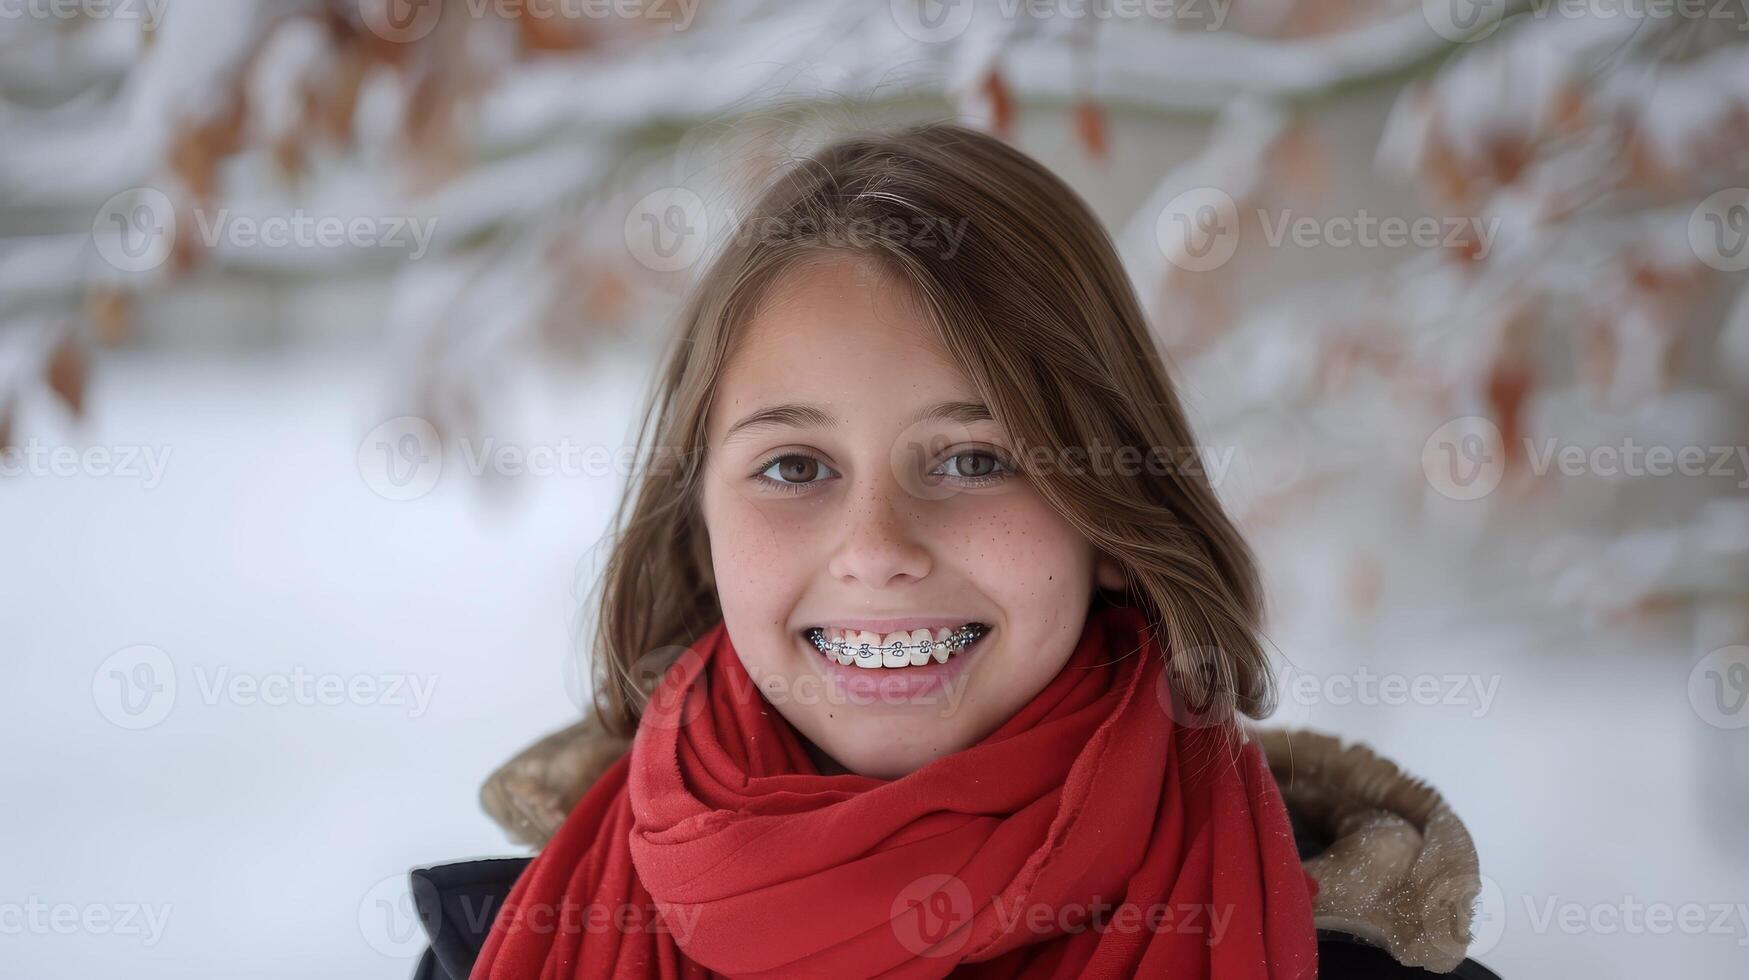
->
[814,730,964,780]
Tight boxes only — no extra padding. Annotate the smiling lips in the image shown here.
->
[803,623,990,668]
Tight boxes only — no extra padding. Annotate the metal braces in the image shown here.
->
[804,623,989,661]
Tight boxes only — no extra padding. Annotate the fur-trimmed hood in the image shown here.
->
[476,716,1487,975]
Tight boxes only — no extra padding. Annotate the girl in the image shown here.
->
[423,122,1491,979]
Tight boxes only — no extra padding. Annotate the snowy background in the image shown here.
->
[4,0,1749,977]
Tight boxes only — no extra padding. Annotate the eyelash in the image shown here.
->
[750,448,1014,495]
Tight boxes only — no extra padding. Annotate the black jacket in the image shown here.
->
[407,810,1506,980]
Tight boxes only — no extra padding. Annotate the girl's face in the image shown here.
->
[700,253,1124,779]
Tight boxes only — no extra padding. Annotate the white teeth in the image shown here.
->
[806,623,986,669]
[852,630,882,669]
[907,629,931,666]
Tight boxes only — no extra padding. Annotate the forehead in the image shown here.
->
[707,254,974,441]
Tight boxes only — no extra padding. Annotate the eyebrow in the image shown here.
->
[722,399,994,443]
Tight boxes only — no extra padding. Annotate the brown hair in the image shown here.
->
[584,120,1276,739]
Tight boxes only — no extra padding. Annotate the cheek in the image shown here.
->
[701,481,800,630]
[948,494,1095,608]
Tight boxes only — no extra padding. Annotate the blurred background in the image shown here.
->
[3,0,1748,977]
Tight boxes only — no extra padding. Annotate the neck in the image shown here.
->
[802,736,851,776]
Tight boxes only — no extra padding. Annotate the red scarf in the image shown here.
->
[471,604,1319,979]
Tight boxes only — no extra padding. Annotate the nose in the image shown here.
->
[825,473,933,589]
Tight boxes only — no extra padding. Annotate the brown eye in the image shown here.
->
[934,449,1012,485]
[755,453,837,492]
[777,456,819,483]
[954,452,996,478]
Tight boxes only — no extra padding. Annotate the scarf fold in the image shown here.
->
[471,604,1319,979]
